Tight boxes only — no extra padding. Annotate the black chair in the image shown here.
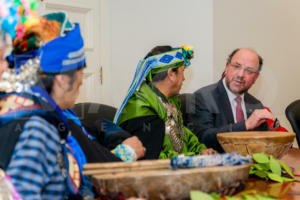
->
[285,99,300,146]
[178,93,196,127]
[73,102,117,127]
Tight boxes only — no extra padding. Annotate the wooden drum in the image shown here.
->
[217,131,295,159]
[84,159,250,199]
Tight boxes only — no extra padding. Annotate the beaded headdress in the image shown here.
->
[0,0,39,92]
[0,12,85,93]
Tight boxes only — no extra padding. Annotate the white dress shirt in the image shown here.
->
[222,78,247,123]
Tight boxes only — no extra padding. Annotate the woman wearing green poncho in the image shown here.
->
[114,45,217,159]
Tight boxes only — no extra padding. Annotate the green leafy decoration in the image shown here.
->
[190,190,276,200]
[254,170,268,179]
[279,161,294,178]
[269,157,281,176]
[255,194,277,200]
[250,153,296,182]
[267,173,283,182]
[252,153,269,163]
[241,194,256,200]
[210,193,221,200]
[281,176,297,182]
[190,191,215,200]
[253,163,269,171]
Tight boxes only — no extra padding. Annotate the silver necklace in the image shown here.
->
[0,58,40,93]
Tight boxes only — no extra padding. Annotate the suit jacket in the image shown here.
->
[188,79,269,152]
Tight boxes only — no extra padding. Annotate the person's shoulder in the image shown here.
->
[126,83,158,111]
[118,95,157,125]
[244,92,263,104]
[23,115,57,131]
[22,115,60,142]
[194,82,218,95]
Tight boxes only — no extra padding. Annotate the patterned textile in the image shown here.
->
[170,153,251,169]
[0,93,44,126]
[64,144,81,194]
[0,94,36,115]
[6,115,66,200]
[111,144,137,162]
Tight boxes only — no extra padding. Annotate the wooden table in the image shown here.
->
[244,148,300,199]
[88,148,300,199]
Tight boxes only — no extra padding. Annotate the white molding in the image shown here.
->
[42,1,95,50]
[43,0,93,10]
[45,3,90,12]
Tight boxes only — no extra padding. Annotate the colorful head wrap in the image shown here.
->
[0,0,39,39]
[8,12,73,66]
[114,46,194,123]
[0,12,85,92]
[6,12,85,72]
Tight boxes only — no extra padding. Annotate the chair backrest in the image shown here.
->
[178,93,196,127]
[285,99,300,146]
[73,102,117,127]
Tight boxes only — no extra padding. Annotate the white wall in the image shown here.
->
[214,0,300,137]
[109,0,213,107]
[106,0,299,144]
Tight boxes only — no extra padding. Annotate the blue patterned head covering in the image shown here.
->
[40,23,85,73]
[145,46,194,82]
[114,46,194,123]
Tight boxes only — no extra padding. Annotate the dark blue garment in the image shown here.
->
[0,87,92,198]
[7,116,67,200]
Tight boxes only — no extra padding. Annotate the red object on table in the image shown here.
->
[264,106,288,132]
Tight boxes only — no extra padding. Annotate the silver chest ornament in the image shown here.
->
[0,58,40,93]
[161,98,184,153]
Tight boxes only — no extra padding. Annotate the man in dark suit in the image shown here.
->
[188,48,275,152]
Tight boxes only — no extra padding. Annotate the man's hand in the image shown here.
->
[122,136,146,159]
[200,148,218,155]
[245,109,275,130]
